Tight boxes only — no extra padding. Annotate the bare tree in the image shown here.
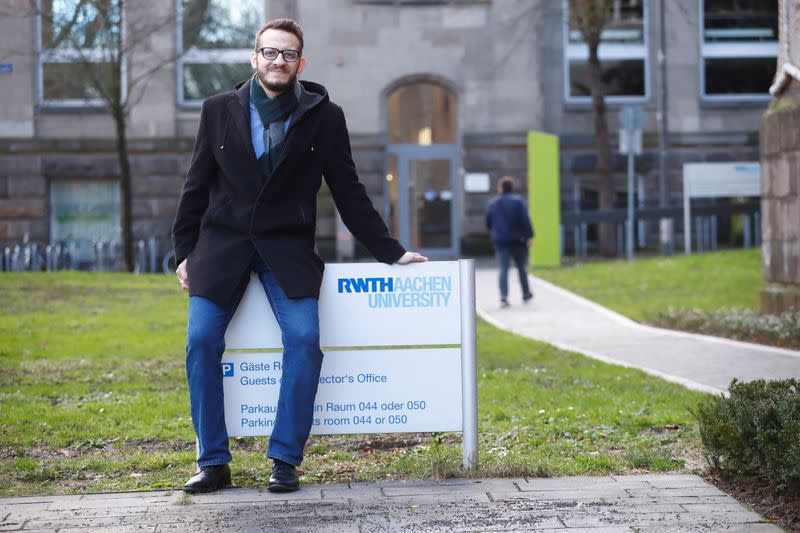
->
[568,0,617,256]
[7,0,184,271]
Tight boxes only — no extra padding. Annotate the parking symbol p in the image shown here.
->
[222,363,234,377]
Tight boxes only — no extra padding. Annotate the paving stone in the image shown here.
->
[318,484,381,499]
[59,526,155,533]
[562,510,768,529]
[638,487,728,498]
[5,506,149,522]
[387,508,565,531]
[48,495,171,511]
[381,481,514,497]
[382,493,491,505]
[180,488,274,505]
[636,524,781,532]
[80,491,170,501]
[491,489,633,500]
[635,476,714,489]
[22,516,124,529]
[523,478,651,491]
[678,502,764,514]
[0,497,61,507]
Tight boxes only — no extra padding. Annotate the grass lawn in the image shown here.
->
[533,249,762,322]
[0,272,709,496]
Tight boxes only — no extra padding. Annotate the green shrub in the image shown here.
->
[655,307,800,349]
[690,378,800,493]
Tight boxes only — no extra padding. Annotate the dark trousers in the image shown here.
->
[495,243,532,302]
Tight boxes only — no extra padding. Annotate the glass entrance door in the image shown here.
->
[387,145,459,259]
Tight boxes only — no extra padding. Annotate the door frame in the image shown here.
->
[387,144,460,259]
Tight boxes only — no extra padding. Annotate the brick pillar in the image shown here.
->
[760,0,800,313]
[760,84,800,313]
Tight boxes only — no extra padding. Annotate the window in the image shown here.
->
[37,0,124,106]
[50,180,121,258]
[387,83,456,144]
[700,0,778,100]
[563,0,649,103]
[177,0,263,106]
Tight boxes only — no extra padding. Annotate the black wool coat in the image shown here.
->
[171,79,406,307]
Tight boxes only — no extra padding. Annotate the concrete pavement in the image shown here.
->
[0,475,780,532]
[475,265,800,395]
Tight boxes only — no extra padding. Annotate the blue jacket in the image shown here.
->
[485,193,534,246]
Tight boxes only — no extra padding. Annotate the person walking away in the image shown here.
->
[485,176,534,307]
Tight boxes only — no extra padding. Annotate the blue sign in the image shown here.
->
[0,64,12,75]
[222,362,234,377]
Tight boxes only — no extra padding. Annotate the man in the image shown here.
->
[171,18,426,495]
[485,176,534,307]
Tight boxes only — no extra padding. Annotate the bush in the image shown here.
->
[654,307,800,349]
[690,378,800,493]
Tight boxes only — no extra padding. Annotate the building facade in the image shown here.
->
[0,0,778,264]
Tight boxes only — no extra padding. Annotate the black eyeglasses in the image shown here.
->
[256,47,301,62]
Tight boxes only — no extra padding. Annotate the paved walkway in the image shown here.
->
[475,265,800,395]
[0,475,780,532]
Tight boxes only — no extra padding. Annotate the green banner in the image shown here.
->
[527,131,561,267]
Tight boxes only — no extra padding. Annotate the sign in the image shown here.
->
[464,172,490,193]
[225,261,462,349]
[0,64,12,75]
[682,162,761,254]
[223,348,463,436]
[619,105,644,131]
[223,261,473,450]
[618,129,643,155]
[683,162,760,198]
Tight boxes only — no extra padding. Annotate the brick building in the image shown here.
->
[0,0,778,263]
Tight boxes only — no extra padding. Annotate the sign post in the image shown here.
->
[619,106,644,260]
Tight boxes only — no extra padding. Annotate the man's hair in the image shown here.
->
[254,18,304,53]
[498,176,515,193]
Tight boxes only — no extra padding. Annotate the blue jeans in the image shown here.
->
[495,243,532,301]
[185,253,323,468]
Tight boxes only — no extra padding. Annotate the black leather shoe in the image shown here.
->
[267,460,300,493]
[183,464,232,494]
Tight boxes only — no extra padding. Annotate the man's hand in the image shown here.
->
[526,238,533,248]
[176,259,189,292]
[395,251,428,264]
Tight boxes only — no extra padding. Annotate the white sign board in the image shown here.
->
[682,162,761,253]
[223,348,463,436]
[464,172,490,193]
[222,261,472,442]
[225,261,462,349]
[683,162,761,198]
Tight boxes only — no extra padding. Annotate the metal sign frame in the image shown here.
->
[223,260,478,469]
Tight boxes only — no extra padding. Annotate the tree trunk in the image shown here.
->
[587,39,617,257]
[113,106,134,272]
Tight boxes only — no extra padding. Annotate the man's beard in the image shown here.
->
[262,68,297,94]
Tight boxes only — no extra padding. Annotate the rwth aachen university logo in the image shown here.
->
[337,275,452,308]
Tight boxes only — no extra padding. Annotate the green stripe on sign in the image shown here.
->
[527,131,561,267]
